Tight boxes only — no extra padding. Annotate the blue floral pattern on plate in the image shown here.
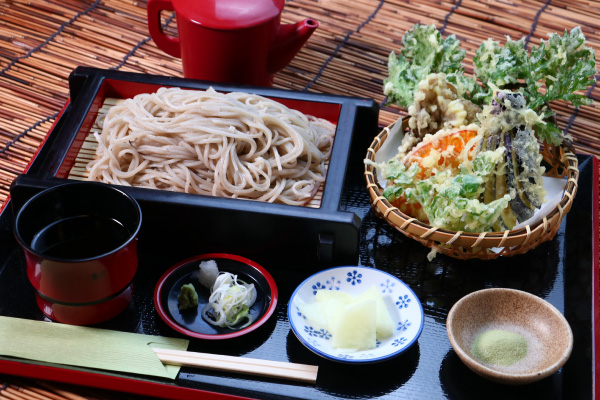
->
[287,266,424,364]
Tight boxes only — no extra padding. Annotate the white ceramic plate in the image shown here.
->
[288,266,424,363]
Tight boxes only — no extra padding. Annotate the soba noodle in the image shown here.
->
[87,87,336,205]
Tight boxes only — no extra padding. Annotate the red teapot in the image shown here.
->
[147,0,318,86]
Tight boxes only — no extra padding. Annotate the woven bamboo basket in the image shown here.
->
[364,117,579,260]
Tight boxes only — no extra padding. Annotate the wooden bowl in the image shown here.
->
[446,288,573,385]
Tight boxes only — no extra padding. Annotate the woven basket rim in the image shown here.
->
[364,120,579,258]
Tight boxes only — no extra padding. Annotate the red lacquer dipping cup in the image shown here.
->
[14,182,142,325]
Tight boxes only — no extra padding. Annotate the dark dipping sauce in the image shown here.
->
[30,214,130,259]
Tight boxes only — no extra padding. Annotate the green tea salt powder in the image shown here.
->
[471,329,528,366]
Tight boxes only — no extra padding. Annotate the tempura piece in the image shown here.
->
[408,73,480,139]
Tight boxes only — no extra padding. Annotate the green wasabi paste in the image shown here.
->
[472,329,528,366]
[177,283,199,311]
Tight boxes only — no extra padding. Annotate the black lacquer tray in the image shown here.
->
[0,66,597,398]
[0,153,596,399]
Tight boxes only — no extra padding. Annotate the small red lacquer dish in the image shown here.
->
[154,253,278,340]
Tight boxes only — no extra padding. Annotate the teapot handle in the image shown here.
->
[147,0,181,58]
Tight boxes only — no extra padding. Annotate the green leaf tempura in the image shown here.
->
[473,26,597,144]
[380,149,510,233]
[383,24,480,108]
[386,24,597,145]
[472,38,530,103]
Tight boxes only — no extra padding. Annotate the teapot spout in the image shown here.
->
[268,18,318,74]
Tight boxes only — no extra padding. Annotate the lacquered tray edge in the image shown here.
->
[0,82,597,399]
[0,358,251,400]
[592,156,599,400]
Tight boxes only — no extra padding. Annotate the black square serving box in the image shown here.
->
[9,67,379,270]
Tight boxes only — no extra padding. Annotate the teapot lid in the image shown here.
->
[172,0,284,30]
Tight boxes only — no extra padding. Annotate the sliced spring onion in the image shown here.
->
[201,272,257,329]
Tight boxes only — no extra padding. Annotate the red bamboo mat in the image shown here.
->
[0,0,599,398]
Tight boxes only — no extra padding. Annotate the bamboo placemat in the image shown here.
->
[0,0,599,398]
[0,0,599,208]
[0,376,146,400]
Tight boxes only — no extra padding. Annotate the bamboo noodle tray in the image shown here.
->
[67,98,325,209]
[365,118,579,260]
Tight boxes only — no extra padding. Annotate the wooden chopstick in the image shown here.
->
[153,348,318,384]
